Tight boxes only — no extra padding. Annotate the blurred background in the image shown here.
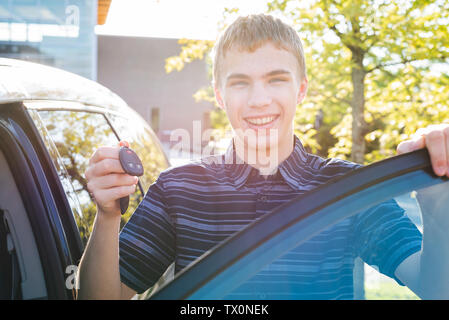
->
[1,0,448,300]
[1,0,448,167]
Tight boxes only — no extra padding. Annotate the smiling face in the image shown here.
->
[215,42,308,167]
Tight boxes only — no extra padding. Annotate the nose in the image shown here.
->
[247,82,272,108]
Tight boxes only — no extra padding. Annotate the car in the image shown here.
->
[149,148,449,300]
[1,58,448,301]
[0,58,169,300]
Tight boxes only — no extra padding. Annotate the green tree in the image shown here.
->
[269,0,449,163]
[165,0,449,164]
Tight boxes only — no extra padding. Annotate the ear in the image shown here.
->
[214,85,225,110]
[297,77,308,104]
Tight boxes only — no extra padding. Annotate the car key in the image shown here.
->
[118,146,144,214]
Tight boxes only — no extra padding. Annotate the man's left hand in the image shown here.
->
[397,124,449,178]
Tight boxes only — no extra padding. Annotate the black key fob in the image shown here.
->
[119,196,130,216]
[119,146,144,176]
[118,146,144,214]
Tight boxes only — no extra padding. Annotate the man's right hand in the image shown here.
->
[84,140,139,217]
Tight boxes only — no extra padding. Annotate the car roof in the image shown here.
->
[0,58,129,113]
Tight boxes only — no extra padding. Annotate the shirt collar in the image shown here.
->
[277,135,310,190]
[224,135,309,190]
[223,139,253,189]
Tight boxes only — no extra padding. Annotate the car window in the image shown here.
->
[105,112,169,193]
[28,107,143,246]
[151,150,449,300]
[222,189,427,300]
[362,191,422,300]
[28,108,90,246]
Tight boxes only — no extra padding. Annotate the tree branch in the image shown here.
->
[366,58,416,73]
[366,54,449,74]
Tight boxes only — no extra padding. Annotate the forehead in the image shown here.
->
[221,42,299,79]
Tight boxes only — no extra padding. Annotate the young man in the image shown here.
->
[78,14,449,299]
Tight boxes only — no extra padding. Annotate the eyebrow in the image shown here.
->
[266,69,292,77]
[226,69,292,83]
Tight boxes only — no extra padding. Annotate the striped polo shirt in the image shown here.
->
[119,135,422,299]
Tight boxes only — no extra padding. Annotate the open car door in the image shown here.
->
[150,148,448,300]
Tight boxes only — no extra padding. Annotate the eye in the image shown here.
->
[269,78,287,83]
[229,81,249,87]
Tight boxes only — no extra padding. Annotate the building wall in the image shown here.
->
[97,35,214,152]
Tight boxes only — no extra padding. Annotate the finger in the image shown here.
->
[425,130,447,176]
[413,128,427,139]
[397,136,425,155]
[94,184,137,204]
[91,158,125,177]
[397,140,413,155]
[88,173,138,190]
[89,147,120,166]
[413,125,449,141]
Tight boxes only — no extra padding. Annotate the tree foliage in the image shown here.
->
[165,0,449,164]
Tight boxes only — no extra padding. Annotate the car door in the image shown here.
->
[0,102,72,300]
[150,148,449,300]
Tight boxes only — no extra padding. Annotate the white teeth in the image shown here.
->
[246,116,276,125]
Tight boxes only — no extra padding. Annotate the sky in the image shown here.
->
[94,0,270,40]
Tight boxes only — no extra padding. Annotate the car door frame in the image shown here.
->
[150,148,446,299]
[21,99,168,299]
[0,102,73,299]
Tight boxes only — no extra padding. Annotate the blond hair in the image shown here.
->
[213,14,307,88]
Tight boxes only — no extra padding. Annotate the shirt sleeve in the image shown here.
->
[119,174,175,294]
[352,198,422,286]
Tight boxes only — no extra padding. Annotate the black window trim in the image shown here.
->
[0,104,69,299]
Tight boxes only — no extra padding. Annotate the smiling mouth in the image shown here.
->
[244,115,279,126]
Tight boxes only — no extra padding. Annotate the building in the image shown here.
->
[97,35,215,155]
[0,1,215,157]
[0,0,98,80]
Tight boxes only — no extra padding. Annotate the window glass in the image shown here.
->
[29,109,143,246]
[363,181,448,300]
[106,112,169,193]
[1,0,97,80]
[28,109,88,245]
[219,179,449,300]
[362,191,422,300]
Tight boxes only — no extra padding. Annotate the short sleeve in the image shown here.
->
[352,199,422,286]
[119,175,175,294]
